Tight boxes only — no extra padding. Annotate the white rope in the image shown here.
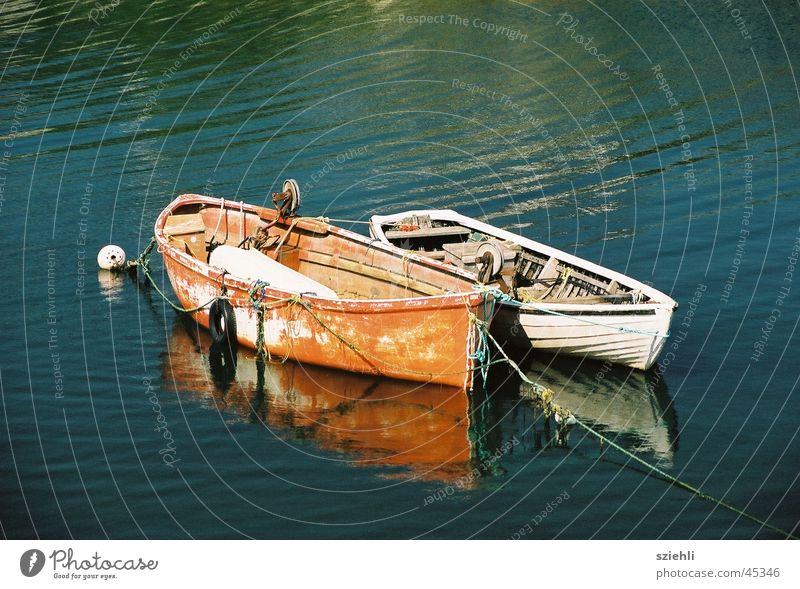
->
[211,197,225,242]
[239,200,244,244]
[518,302,670,338]
[313,216,371,225]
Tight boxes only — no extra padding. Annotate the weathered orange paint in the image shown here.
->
[155,194,492,387]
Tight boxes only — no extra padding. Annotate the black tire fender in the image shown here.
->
[208,298,237,345]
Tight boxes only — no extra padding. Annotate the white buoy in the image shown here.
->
[97,245,126,270]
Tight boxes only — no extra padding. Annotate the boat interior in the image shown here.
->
[162,201,475,300]
[382,214,647,305]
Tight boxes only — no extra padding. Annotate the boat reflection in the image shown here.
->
[520,356,679,464]
[161,318,678,482]
[163,318,497,483]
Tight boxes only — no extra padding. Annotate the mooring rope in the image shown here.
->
[522,303,670,338]
[473,284,514,305]
[468,317,492,385]
[495,286,669,339]
[482,328,797,540]
[472,284,665,345]
[247,280,269,361]
[125,238,220,313]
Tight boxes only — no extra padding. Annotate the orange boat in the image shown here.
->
[163,320,477,482]
[154,183,493,388]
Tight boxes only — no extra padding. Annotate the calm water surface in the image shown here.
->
[1,0,799,538]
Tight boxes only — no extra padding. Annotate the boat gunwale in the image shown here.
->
[154,195,486,311]
[369,209,679,310]
[512,301,669,314]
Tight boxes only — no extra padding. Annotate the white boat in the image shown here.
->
[369,210,678,370]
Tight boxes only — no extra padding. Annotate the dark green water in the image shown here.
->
[1,0,799,539]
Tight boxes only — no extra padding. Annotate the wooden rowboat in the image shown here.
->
[369,209,678,370]
[154,190,492,387]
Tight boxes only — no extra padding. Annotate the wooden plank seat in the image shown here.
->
[385,225,471,240]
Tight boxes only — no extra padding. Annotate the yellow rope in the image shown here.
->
[554,266,573,299]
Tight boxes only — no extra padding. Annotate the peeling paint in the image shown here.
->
[154,194,490,386]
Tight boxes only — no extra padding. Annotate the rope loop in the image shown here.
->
[248,279,270,311]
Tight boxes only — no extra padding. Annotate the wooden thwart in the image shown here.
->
[300,250,446,297]
[164,213,206,260]
[385,225,471,240]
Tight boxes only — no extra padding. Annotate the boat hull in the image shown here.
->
[157,196,488,388]
[493,303,673,370]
